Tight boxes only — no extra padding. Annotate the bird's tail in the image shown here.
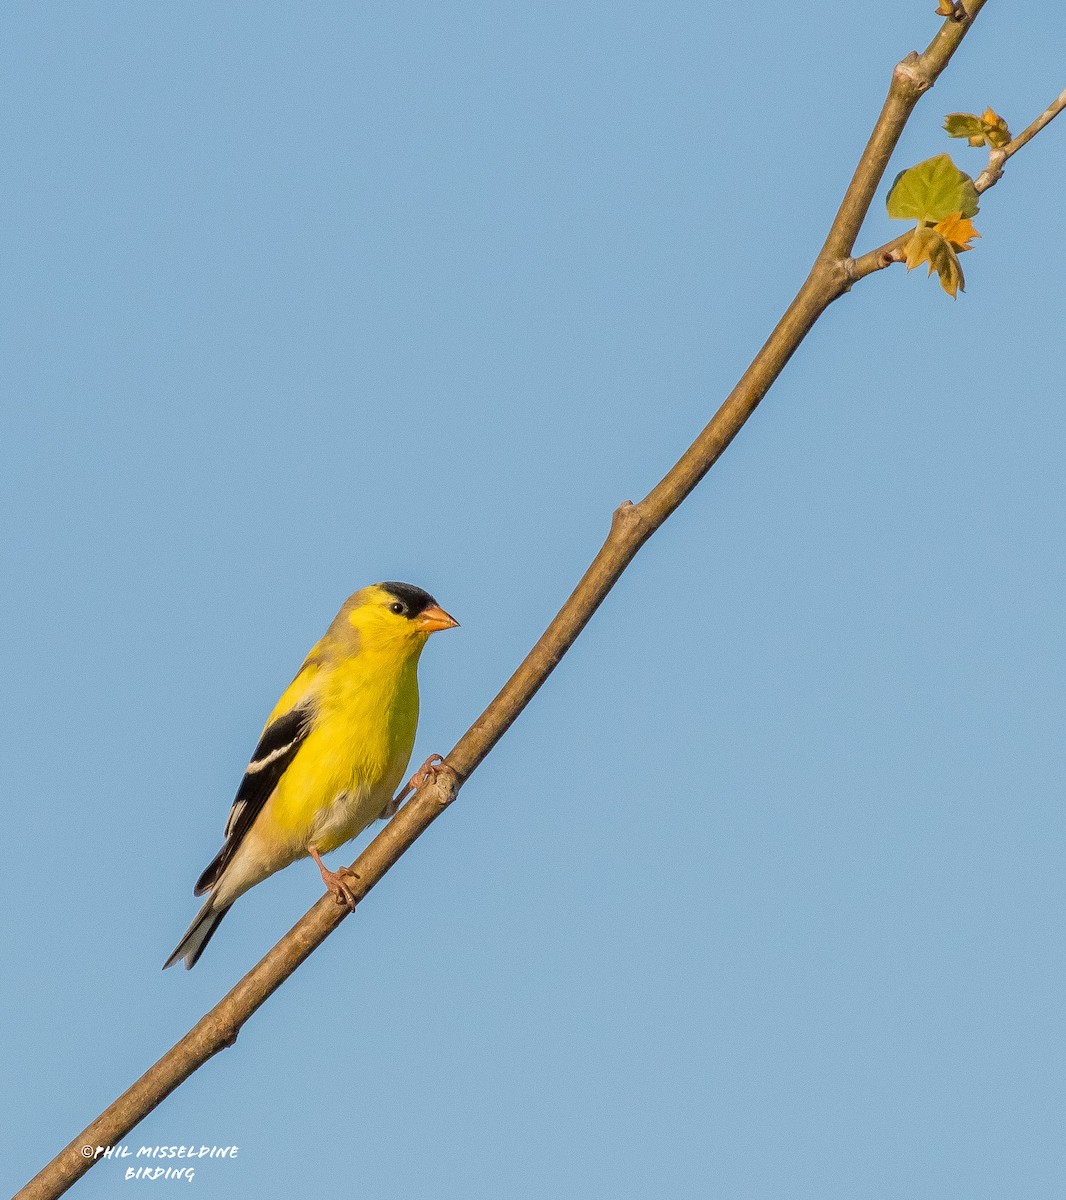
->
[163,897,232,970]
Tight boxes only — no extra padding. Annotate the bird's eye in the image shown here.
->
[389,601,406,616]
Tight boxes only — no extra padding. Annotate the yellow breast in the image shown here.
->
[268,646,421,852]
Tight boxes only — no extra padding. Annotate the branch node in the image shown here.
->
[610,500,648,540]
[974,164,1003,192]
[814,254,854,297]
[423,761,460,809]
[975,147,1006,193]
[893,53,932,97]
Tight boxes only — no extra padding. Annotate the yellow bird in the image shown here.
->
[164,582,458,969]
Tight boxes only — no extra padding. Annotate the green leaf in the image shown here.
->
[944,108,1011,149]
[886,153,979,222]
[944,113,986,142]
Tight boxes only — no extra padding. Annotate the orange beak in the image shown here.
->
[415,604,460,634]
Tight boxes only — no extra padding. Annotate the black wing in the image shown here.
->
[194,701,315,895]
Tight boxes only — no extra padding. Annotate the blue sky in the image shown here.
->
[4,4,1066,1197]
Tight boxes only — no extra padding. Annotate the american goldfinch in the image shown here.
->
[164,582,458,970]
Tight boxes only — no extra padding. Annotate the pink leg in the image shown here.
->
[308,845,359,911]
[380,754,456,820]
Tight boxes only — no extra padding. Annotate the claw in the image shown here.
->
[410,753,448,790]
[381,754,456,820]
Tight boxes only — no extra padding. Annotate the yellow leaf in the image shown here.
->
[933,211,980,252]
[935,0,955,14]
[903,226,966,298]
[904,226,938,271]
[980,106,1011,148]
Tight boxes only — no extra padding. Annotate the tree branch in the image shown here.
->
[16,8,1001,1199]
[973,82,1066,190]
[850,81,1066,281]
[819,1,985,263]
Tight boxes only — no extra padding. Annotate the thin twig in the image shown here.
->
[851,81,1066,281]
[17,8,999,1199]
[974,83,1066,190]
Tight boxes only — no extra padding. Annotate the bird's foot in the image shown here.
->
[381,754,456,819]
[410,753,454,790]
[324,866,359,911]
[309,846,359,911]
